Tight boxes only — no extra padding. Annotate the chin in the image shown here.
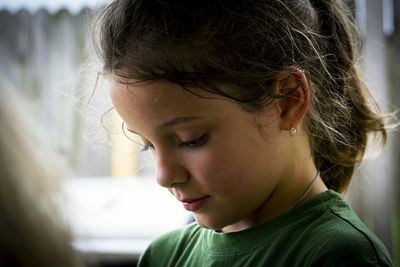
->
[194,215,230,231]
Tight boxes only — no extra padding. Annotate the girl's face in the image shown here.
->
[110,80,293,232]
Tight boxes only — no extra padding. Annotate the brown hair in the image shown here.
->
[97,0,388,193]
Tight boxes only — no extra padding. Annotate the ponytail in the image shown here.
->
[307,0,387,192]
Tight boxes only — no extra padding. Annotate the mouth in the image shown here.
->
[180,196,210,212]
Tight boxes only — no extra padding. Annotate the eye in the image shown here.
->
[179,134,208,149]
[141,144,154,152]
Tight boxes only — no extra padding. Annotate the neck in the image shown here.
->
[288,170,320,211]
[221,163,327,233]
[221,132,328,233]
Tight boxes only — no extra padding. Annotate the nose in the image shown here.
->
[155,150,188,188]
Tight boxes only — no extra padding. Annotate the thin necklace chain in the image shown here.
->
[288,171,320,211]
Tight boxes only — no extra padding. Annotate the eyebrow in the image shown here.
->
[159,116,202,129]
[126,116,202,134]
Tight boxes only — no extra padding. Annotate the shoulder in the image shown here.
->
[301,195,393,266]
[137,223,203,267]
[149,222,202,248]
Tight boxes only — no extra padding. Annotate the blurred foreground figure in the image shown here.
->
[0,82,84,267]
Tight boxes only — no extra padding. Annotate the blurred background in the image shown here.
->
[0,0,398,266]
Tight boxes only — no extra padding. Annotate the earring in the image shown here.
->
[288,127,297,137]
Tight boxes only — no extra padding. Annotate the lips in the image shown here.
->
[180,196,210,212]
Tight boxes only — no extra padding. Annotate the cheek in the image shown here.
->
[189,148,250,190]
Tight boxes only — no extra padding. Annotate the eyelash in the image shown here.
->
[141,144,154,152]
[179,133,208,148]
[140,134,208,151]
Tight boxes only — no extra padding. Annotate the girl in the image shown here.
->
[97,0,394,266]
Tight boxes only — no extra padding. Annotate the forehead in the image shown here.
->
[109,80,238,131]
[111,80,222,112]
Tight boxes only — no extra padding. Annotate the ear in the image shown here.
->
[275,69,310,131]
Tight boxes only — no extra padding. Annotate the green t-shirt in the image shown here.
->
[138,190,393,266]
